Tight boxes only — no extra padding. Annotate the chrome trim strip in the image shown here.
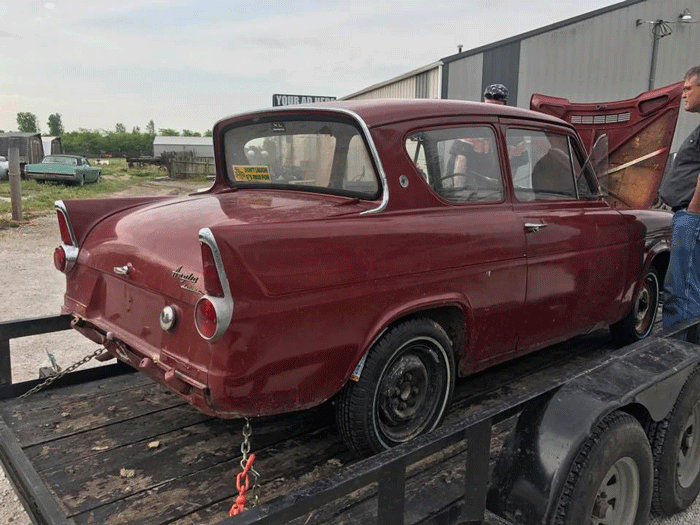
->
[196,228,233,341]
[54,200,78,246]
[62,244,79,273]
[220,106,389,215]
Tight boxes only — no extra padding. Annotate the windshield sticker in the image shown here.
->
[232,165,271,182]
[272,123,286,132]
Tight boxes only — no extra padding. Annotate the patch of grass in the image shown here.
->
[0,158,167,216]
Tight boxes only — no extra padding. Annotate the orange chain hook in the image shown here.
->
[229,453,257,516]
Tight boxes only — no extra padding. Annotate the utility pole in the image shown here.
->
[8,138,23,221]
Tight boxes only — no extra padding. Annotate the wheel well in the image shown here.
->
[650,251,670,286]
[388,305,465,359]
[621,402,653,434]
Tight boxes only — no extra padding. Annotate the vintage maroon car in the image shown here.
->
[54,88,680,457]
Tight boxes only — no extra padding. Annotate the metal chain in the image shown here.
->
[20,347,106,398]
[240,417,261,506]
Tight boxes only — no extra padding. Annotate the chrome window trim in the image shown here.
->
[54,200,78,246]
[196,228,233,341]
[221,106,389,215]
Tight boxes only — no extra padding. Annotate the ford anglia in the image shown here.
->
[53,87,680,457]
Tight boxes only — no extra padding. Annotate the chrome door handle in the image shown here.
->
[525,222,548,232]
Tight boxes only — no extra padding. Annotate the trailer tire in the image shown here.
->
[610,267,659,346]
[335,318,455,458]
[649,367,700,516]
[553,411,652,525]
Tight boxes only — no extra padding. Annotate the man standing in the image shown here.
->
[663,173,700,330]
[659,66,700,211]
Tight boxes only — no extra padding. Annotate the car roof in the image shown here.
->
[217,98,571,130]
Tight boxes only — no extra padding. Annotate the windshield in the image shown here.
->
[222,118,380,198]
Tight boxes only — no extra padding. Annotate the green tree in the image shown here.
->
[182,129,201,137]
[159,128,179,136]
[115,123,126,133]
[47,113,64,135]
[204,130,213,137]
[16,112,39,133]
[146,120,155,135]
[132,126,141,134]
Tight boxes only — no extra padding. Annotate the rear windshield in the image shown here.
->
[222,118,380,198]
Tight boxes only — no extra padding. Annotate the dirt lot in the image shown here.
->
[0,178,207,524]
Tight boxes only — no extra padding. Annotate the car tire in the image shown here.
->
[553,411,653,525]
[610,267,659,345]
[335,318,455,457]
[648,367,700,516]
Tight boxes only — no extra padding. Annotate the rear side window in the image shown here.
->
[507,129,577,201]
[405,126,504,203]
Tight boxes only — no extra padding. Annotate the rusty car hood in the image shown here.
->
[77,190,371,300]
[531,81,683,209]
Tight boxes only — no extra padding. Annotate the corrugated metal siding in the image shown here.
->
[482,41,520,103]
[153,144,214,157]
[516,0,700,151]
[348,77,416,100]
[347,66,441,100]
[446,54,483,101]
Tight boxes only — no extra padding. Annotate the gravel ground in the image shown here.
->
[0,180,699,524]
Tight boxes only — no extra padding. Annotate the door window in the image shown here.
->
[506,129,577,201]
[405,126,503,203]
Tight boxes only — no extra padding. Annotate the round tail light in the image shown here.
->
[53,246,67,272]
[195,298,217,339]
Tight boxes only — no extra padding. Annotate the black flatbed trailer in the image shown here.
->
[1,313,699,525]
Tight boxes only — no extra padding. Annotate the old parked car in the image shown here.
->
[25,155,101,185]
[53,88,678,457]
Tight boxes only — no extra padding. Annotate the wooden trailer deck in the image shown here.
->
[0,320,640,525]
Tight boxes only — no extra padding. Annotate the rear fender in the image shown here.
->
[348,294,470,382]
[59,196,173,246]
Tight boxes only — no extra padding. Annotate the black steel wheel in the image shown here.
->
[335,318,455,457]
[649,367,700,516]
[553,412,652,525]
[610,267,659,345]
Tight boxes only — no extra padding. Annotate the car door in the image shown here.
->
[405,123,527,373]
[503,122,629,353]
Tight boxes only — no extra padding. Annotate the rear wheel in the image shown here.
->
[335,318,455,457]
[610,267,659,345]
[649,367,700,516]
[554,412,652,525]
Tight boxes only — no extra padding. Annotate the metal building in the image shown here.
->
[343,0,700,151]
[152,136,214,158]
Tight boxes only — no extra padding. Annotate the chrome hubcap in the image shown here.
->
[590,457,640,525]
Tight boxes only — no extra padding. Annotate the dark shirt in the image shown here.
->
[659,124,700,210]
[663,210,700,330]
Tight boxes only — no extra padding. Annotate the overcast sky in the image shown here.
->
[0,0,621,134]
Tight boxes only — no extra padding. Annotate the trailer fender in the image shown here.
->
[487,336,699,525]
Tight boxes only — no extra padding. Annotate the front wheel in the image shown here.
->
[610,267,659,345]
[553,411,653,525]
[335,318,455,457]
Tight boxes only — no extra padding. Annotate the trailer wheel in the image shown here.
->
[335,318,455,457]
[649,367,700,516]
[610,267,659,345]
[554,412,652,525]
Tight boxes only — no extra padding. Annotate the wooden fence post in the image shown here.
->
[8,139,23,221]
